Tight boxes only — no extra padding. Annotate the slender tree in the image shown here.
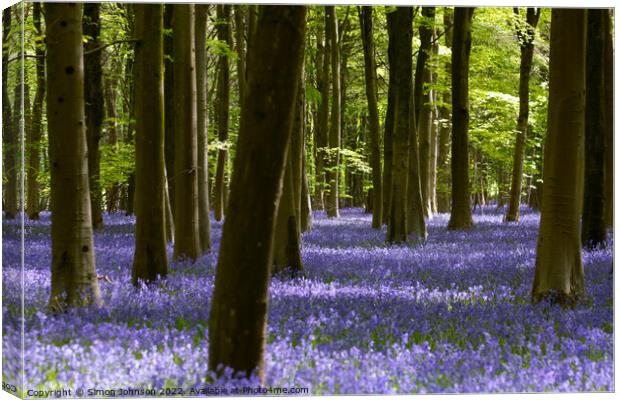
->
[359,6,382,229]
[532,9,586,305]
[505,8,541,222]
[234,6,246,101]
[213,5,232,222]
[172,4,200,261]
[131,4,168,285]
[164,5,175,217]
[26,3,45,220]
[436,7,453,213]
[447,7,474,230]
[3,8,16,220]
[325,6,341,218]
[315,12,329,210]
[208,5,307,380]
[196,4,212,253]
[581,9,607,249]
[414,7,435,218]
[386,7,413,244]
[45,3,102,310]
[83,3,104,229]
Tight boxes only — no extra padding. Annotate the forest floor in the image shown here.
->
[2,206,614,394]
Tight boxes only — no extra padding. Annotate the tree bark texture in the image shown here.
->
[172,4,201,261]
[214,5,232,222]
[448,7,474,230]
[325,6,341,218]
[83,3,104,229]
[45,3,102,310]
[386,7,413,244]
[581,9,607,249]
[196,4,212,253]
[359,6,383,229]
[532,9,586,305]
[132,4,168,285]
[208,5,307,381]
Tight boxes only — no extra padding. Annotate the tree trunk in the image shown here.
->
[234,6,246,102]
[213,5,232,222]
[505,8,540,222]
[26,3,44,220]
[414,7,435,219]
[429,40,439,215]
[325,6,341,218]
[208,5,307,381]
[3,8,16,220]
[447,7,474,230]
[315,15,329,210]
[436,7,453,213]
[196,5,212,253]
[104,77,120,212]
[172,4,200,261]
[164,5,175,217]
[359,6,382,229]
[382,74,395,225]
[83,3,104,229]
[532,9,586,305]
[603,10,613,228]
[386,7,413,244]
[45,3,102,310]
[132,4,168,285]
[581,9,607,250]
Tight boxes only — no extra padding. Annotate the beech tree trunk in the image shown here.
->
[436,7,453,213]
[448,7,474,230]
[382,75,395,225]
[429,39,439,214]
[83,3,104,229]
[234,6,246,102]
[386,7,413,244]
[208,5,307,381]
[532,9,586,305]
[315,15,329,210]
[164,5,175,217]
[196,4,212,253]
[581,9,607,250]
[45,3,102,310]
[414,7,435,219]
[505,8,540,222]
[26,3,45,220]
[132,4,168,285]
[325,6,341,218]
[104,77,120,212]
[3,8,16,220]
[172,4,200,261]
[213,5,232,222]
[359,6,382,229]
[603,10,613,228]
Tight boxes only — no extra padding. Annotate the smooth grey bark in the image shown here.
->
[46,3,102,310]
[532,9,586,305]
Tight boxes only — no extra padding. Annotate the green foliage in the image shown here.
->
[99,142,135,189]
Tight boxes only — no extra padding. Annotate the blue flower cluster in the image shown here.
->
[2,206,613,394]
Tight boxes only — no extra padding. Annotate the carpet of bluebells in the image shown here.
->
[2,206,614,395]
